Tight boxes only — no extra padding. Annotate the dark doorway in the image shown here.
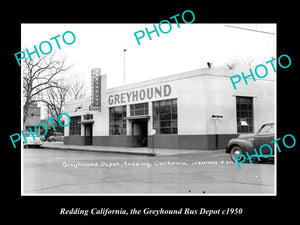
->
[84,123,93,145]
[132,120,148,147]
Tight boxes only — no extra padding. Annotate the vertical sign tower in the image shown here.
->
[90,68,101,111]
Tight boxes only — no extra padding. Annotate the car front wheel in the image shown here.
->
[230,146,244,163]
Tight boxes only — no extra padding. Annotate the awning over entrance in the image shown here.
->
[78,120,95,124]
[125,115,150,120]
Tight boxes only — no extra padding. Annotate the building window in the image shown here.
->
[153,99,177,134]
[236,96,253,133]
[130,103,148,116]
[70,116,81,135]
[109,106,127,135]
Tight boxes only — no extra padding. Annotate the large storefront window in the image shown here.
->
[70,116,81,135]
[236,96,253,133]
[130,103,148,116]
[153,99,177,134]
[109,106,127,135]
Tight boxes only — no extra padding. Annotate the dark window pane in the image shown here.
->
[172,113,177,119]
[236,96,253,133]
[171,120,177,127]
[160,120,171,127]
[129,103,148,116]
[160,113,171,120]
[160,128,171,134]
[109,106,127,135]
[70,116,81,135]
[134,109,145,115]
[159,105,170,114]
[152,99,177,134]
[241,104,247,110]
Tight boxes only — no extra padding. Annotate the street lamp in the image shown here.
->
[123,49,127,85]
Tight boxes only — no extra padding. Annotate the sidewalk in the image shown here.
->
[42,142,220,156]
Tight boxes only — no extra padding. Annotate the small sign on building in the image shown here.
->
[211,114,223,119]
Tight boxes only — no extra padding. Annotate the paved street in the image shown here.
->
[23,148,275,195]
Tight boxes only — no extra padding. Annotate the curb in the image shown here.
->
[43,146,156,157]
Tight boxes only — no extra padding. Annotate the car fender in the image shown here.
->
[226,139,254,154]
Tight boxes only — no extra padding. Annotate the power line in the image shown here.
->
[224,25,275,35]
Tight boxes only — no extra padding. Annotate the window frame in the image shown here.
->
[130,103,149,116]
[152,98,178,135]
[69,116,81,136]
[109,105,127,135]
[236,96,254,133]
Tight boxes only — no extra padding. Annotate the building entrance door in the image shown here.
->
[132,120,148,147]
[84,123,93,145]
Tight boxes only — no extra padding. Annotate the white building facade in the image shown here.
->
[64,65,275,150]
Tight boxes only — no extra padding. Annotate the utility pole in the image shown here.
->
[123,49,127,85]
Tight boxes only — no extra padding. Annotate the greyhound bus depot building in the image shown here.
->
[63,66,275,150]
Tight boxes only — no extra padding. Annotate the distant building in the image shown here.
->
[63,66,275,150]
[24,102,41,133]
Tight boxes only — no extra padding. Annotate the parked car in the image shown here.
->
[23,132,43,148]
[47,132,64,142]
[40,136,46,142]
[225,122,274,163]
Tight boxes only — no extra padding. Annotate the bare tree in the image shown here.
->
[224,58,243,70]
[38,74,88,131]
[23,53,71,129]
[39,77,69,131]
[65,73,89,101]
[224,58,255,70]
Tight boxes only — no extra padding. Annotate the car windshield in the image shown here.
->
[258,124,274,134]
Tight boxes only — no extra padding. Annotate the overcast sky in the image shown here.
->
[21,23,276,90]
